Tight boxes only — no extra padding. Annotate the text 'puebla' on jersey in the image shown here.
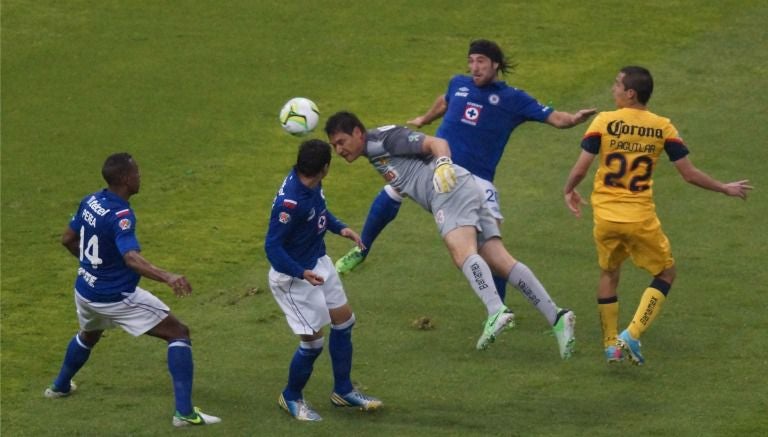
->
[581,108,690,223]
[70,189,142,302]
[437,75,553,182]
[265,169,346,278]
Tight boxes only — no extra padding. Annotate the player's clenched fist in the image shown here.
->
[433,156,457,193]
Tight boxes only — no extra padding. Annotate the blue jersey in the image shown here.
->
[436,75,553,181]
[68,189,141,302]
[265,168,347,278]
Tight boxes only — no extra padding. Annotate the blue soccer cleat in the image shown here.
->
[604,345,624,363]
[617,329,645,366]
[330,390,382,411]
[279,393,322,421]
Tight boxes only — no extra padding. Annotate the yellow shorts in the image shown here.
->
[593,216,674,275]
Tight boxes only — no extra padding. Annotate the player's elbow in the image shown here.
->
[547,112,572,129]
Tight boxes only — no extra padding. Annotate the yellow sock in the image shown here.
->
[597,297,619,348]
[628,287,667,339]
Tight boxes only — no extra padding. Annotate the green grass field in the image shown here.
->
[3,1,767,435]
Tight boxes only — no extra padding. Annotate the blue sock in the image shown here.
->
[494,275,507,303]
[283,340,323,401]
[360,188,401,256]
[329,315,355,395]
[167,339,194,416]
[53,334,92,392]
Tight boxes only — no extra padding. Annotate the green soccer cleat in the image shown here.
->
[476,306,516,350]
[553,309,576,359]
[44,381,77,399]
[335,247,366,274]
[172,406,221,427]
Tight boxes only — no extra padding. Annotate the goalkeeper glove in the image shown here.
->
[432,156,457,193]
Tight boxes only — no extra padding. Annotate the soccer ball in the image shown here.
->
[279,97,320,136]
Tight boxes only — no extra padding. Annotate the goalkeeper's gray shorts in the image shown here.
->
[430,173,501,245]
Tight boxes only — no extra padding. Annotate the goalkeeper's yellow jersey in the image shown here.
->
[581,107,689,223]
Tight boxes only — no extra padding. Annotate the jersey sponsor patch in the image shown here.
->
[119,218,132,230]
[283,199,297,209]
[383,168,398,182]
[462,103,482,126]
[489,94,500,105]
[279,212,291,224]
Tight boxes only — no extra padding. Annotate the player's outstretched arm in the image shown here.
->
[339,227,365,251]
[673,157,753,200]
[407,94,447,128]
[124,250,192,297]
[546,108,598,129]
[563,150,596,217]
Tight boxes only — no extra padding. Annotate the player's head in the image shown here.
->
[614,66,654,107]
[324,111,367,163]
[295,139,332,177]
[102,152,140,195]
[467,39,513,86]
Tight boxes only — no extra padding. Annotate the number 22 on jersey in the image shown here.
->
[603,153,653,192]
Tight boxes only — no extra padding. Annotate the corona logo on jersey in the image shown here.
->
[606,120,663,139]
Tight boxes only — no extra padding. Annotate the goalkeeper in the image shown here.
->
[334,39,595,307]
[325,111,576,358]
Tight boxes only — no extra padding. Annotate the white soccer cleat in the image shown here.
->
[553,309,576,359]
[476,306,516,350]
[44,381,77,398]
[172,406,222,427]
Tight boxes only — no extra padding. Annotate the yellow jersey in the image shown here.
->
[581,107,689,222]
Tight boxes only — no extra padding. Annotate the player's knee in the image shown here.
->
[656,266,676,287]
[79,330,102,347]
[177,322,191,340]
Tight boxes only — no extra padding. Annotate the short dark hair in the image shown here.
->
[468,39,514,75]
[324,111,365,137]
[102,152,135,186]
[296,139,332,177]
[620,66,654,104]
